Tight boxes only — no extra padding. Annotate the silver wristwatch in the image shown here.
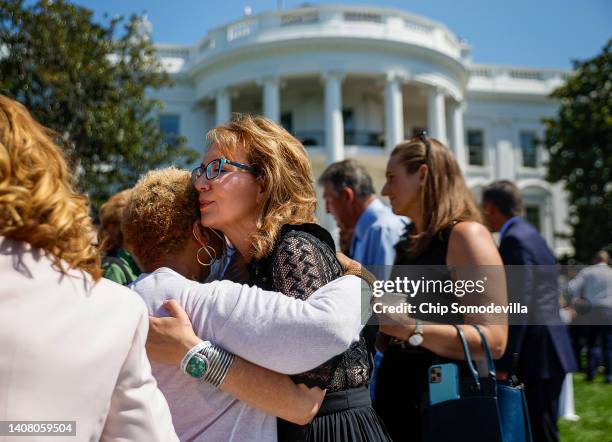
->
[408,319,424,346]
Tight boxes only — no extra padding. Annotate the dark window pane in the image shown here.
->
[342,109,356,144]
[520,131,537,168]
[294,131,324,146]
[342,109,355,132]
[466,129,484,166]
[281,112,293,133]
[159,115,180,144]
[343,130,383,146]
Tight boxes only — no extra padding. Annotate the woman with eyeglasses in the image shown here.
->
[188,114,391,442]
[372,133,508,441]
[123,167,375,442]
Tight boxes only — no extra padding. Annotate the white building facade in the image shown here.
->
[151,4,573,256]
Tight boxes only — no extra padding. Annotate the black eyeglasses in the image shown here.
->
[191,157,261,185]
[417,131,431,164]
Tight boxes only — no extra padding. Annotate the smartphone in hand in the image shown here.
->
[429,363,460,405]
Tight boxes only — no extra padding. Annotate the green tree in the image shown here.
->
[0,0,199,211]
[544,40,612,262]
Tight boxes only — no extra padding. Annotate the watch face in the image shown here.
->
[186,353,208,378]
[409,334,424,346]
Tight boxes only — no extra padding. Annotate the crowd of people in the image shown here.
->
[1,93,609,442]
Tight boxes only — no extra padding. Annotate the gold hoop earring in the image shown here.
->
[197,245,215,267]
[207,244,217,261]
[193,222,204,244]
[209,228,227,252]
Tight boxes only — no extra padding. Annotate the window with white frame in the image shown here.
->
[466,129,485,166]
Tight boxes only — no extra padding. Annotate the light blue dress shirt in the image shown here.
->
[350,198,406,401]
[349,198,407,266]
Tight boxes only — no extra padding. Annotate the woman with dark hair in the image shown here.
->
[98,188,141,285]
[373,133,508,441]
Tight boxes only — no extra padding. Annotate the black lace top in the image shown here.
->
[249,223,375,392]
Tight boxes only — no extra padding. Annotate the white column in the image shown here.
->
[427,86,447,144]
[494,118,515,180]
[262,76,280,122]
[384,73,405,153]
[449,100,467,171]
[215,88,231,125]
[495,140,514,179]
[323,71,344,165]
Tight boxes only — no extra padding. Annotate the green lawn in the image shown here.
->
[559,374,612,442]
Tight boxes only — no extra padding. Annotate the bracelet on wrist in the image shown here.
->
[180,341,209,375]
[181,341,235,388]
[200,344,235,388]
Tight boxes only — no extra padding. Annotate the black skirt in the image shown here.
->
[278,387,393,442]
[373,345,434,442]
[373,343,472,442]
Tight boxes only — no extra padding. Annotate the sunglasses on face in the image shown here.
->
[191,157,261,185]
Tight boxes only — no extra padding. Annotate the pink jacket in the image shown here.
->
[0,238,178,442]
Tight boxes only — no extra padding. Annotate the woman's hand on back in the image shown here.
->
[146,299,201,365]
[336,251,377,288]
[336,251,359,274]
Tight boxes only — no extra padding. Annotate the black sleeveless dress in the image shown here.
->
[373,222,467,442]
[249,223,392,442]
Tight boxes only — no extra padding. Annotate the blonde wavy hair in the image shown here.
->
[98,189,132,255]
[208,114,317,259]
[391,135,483,257]
[121,167,199,270]
[0,95,101,280]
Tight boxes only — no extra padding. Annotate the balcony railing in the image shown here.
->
[469,65,571,82]
[344,130,384,147]
[292,130,384,147]
[281,11,319,26]
[155,5,468,69]
[294,130,324,147]
[343,12,383,24]
[155,9,572,86]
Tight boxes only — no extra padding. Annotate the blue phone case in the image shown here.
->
[429,363,460,405]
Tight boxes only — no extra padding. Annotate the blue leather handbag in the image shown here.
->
[422,325,504,442]
[473,325,533,442]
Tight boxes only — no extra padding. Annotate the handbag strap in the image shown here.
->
[453,325,480,390]
[472,325,497,381]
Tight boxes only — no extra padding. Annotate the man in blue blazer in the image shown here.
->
[482,180,577,442]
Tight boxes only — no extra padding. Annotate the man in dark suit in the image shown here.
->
[482,180,577,442]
